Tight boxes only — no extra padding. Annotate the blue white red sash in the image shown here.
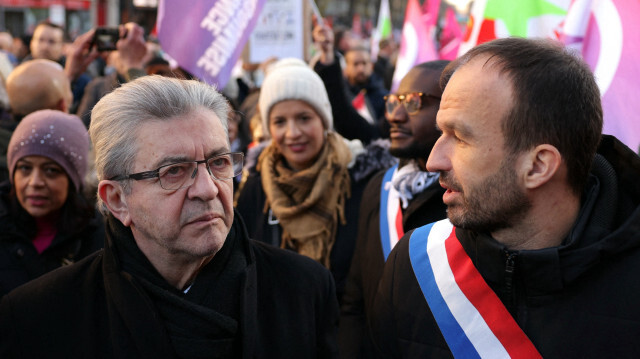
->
[408,219,542,359]
[380,164,404,261]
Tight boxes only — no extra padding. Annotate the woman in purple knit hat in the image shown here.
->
[0,109,104,296]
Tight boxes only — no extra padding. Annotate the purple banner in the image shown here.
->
[157,0,267,88]
[558,0,640,152]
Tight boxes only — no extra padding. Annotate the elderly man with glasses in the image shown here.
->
[0,76,339,358]
[339,61,450,358]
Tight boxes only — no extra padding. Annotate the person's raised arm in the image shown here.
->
[311,23,380,144]
[116,23,147,81]
[64,29,100,83]
[312,23,335,66]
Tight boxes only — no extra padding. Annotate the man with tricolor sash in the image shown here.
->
[370,37,640,358]
[339,61,449,358]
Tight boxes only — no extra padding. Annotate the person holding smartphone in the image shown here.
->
[75,22,148,128]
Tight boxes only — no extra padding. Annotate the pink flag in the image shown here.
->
[557,0,640,152]
[439,8,463,60]
[422,0,441,27]
[458,0,566,56]
[391,0,438,91]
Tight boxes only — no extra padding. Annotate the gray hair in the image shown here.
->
[89,75,230,215]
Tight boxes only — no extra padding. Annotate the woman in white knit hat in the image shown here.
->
[235,58,393,302]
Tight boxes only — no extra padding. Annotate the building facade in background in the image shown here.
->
[0,0,157,39]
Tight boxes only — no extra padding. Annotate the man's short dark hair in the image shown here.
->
[34,21,68,41]
[379,38,391,50]
[441,37,603,195]
[144,56,170,68]
[415,60,450,76]
[345,45,371,58]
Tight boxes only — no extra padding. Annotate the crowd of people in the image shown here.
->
[0,16,639,359]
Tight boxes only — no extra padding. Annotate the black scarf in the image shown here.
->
[107,217,246,359]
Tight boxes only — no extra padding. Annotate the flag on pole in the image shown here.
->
[439,7,464,60]
[391,0,438,92]
[456,0,639,151]
[556,0,640,152]
[458,0,567,56]
[157,0,267,88]
[371,0,392,59]
[422,0,441,27]
[307,0,324,25]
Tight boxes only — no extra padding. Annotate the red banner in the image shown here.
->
[0,0,90,10]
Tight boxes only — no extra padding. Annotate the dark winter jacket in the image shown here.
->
[0,181,105,296]
[339,168,446,358]
[76,69,146,128]
[76,71,123,127]
[345,72,388,124]
[373,55,394,91]
[0,127,11,182]
[0,212,339,358]
[370,135,640,358]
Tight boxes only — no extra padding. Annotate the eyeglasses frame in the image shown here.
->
[383,92,441,115]
[109,151,244,190]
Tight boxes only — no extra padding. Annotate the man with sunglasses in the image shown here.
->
[0,76,339,358]
[339,61,450,358]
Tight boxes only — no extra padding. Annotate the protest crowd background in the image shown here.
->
[0,0,639,357]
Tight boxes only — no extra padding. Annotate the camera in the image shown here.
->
[93,27,120,52]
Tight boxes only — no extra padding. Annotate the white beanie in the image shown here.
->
[259,58,333,135]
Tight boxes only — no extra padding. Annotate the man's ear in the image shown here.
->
[55,97,68,112]
[98,180,132,226]
[520,144,562,190]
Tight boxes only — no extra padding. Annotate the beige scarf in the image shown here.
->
[257,132,352,267]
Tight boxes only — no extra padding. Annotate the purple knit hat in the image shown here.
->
[8,109,89,192]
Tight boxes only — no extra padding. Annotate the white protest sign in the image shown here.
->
[249,0,304,63]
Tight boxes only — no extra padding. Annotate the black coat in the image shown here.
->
[339,169,446,358]
[370,135,640,358]
[0,126,12,183]
[76,71,122,127]
[0,212,339,358]
[345,73,388,124]
[0,181,105,296]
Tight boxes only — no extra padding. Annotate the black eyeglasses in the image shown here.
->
[109,152,244,190]
[384,92,440,115]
